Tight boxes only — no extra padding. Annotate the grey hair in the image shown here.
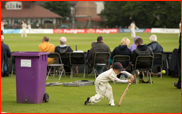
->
[60,37,67,44]
[149,35,157,42]
[1,35,4,41]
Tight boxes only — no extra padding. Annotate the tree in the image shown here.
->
[43,1,70,20]
[101,1,181,28]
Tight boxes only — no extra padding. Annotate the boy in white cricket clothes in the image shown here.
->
[85,62,134,106]
[21,21,27,37]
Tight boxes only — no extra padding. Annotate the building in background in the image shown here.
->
[1,1,62,28]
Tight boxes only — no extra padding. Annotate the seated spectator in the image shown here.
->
[1,35,11,77]
[174,33,181,89]
[86,41,97,64]
[38,36,55,64]
[132,38,154,81]
[147,35,163,77]
[111,37,132,78]
[55,37,73,74]
[111,37,132,68]
[88,36,111,75]
[129,36,140,52]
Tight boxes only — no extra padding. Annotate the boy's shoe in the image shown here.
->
[109,103,115,106]
[84,97,90,105]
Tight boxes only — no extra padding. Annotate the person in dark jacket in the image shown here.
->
[147,34,163,77]
[55,37,73,74]
[174,33,181,89]
[88,36,111,75]
[111,37,132,68]
[111,37,132,78]
[132,38,154,81]
[1,35,11,77]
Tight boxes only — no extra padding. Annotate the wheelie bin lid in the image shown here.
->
[12,52,50,57]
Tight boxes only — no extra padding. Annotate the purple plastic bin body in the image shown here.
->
[12,52,49,104]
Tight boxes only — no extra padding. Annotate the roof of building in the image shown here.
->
[1,4,62,18]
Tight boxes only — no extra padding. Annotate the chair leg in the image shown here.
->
[58,67,62,80]
[94,68,97,78]
[52,66,56,79]
[83,65,85,78]
[88,67,94,77]
[160,67,162,78]
[149,72,153,84]
[46,66,53,80]
[70,66,73,78]
[132,70,138,84]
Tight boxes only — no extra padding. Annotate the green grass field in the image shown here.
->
[3,33,180,52]
[1,33,181,113]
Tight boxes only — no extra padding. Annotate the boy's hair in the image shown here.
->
[135,38,143,45]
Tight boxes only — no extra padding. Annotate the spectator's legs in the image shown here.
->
[95,65,104,75]
[157,66,161,77]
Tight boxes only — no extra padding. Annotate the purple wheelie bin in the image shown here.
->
[12,52,49,104]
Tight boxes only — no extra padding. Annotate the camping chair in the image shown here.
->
[46,52,66,80]
[70,52,86,78]
[88,52,110,78]
[60,53,71,75]
[10,51,18,77]
[112,55,131,71]
[153,53,163,78]
[132,56,154,84]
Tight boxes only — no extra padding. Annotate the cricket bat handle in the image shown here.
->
[118,83,131,106]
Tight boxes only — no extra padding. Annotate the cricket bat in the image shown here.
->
[118,74,136,106]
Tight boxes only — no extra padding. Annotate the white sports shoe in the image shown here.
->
[110,103,115,106]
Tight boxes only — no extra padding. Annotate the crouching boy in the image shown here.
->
[84,62,134,106]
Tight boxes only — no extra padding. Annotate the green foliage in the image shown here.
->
[101,1,181,28]
[43,1,71,19]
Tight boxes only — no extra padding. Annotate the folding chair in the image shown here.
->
[46,52,66,80]
[10,51,18,77]
[153,53,163,78]
[112,55,131,70]
[60,53,71,75]
[70,52,86,78]
[112,55,131,79]
[88,52,110,78]
[132,56,154,84]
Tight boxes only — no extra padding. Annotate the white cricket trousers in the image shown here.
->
[90,80,114,104]
[21,29,27,37]
[131,30,136,38]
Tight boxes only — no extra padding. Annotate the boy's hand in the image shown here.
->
[131,75,134,81]
[128,79,132,83]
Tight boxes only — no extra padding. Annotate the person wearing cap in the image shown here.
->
[1,35,11,77]
[84,62,134,106]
